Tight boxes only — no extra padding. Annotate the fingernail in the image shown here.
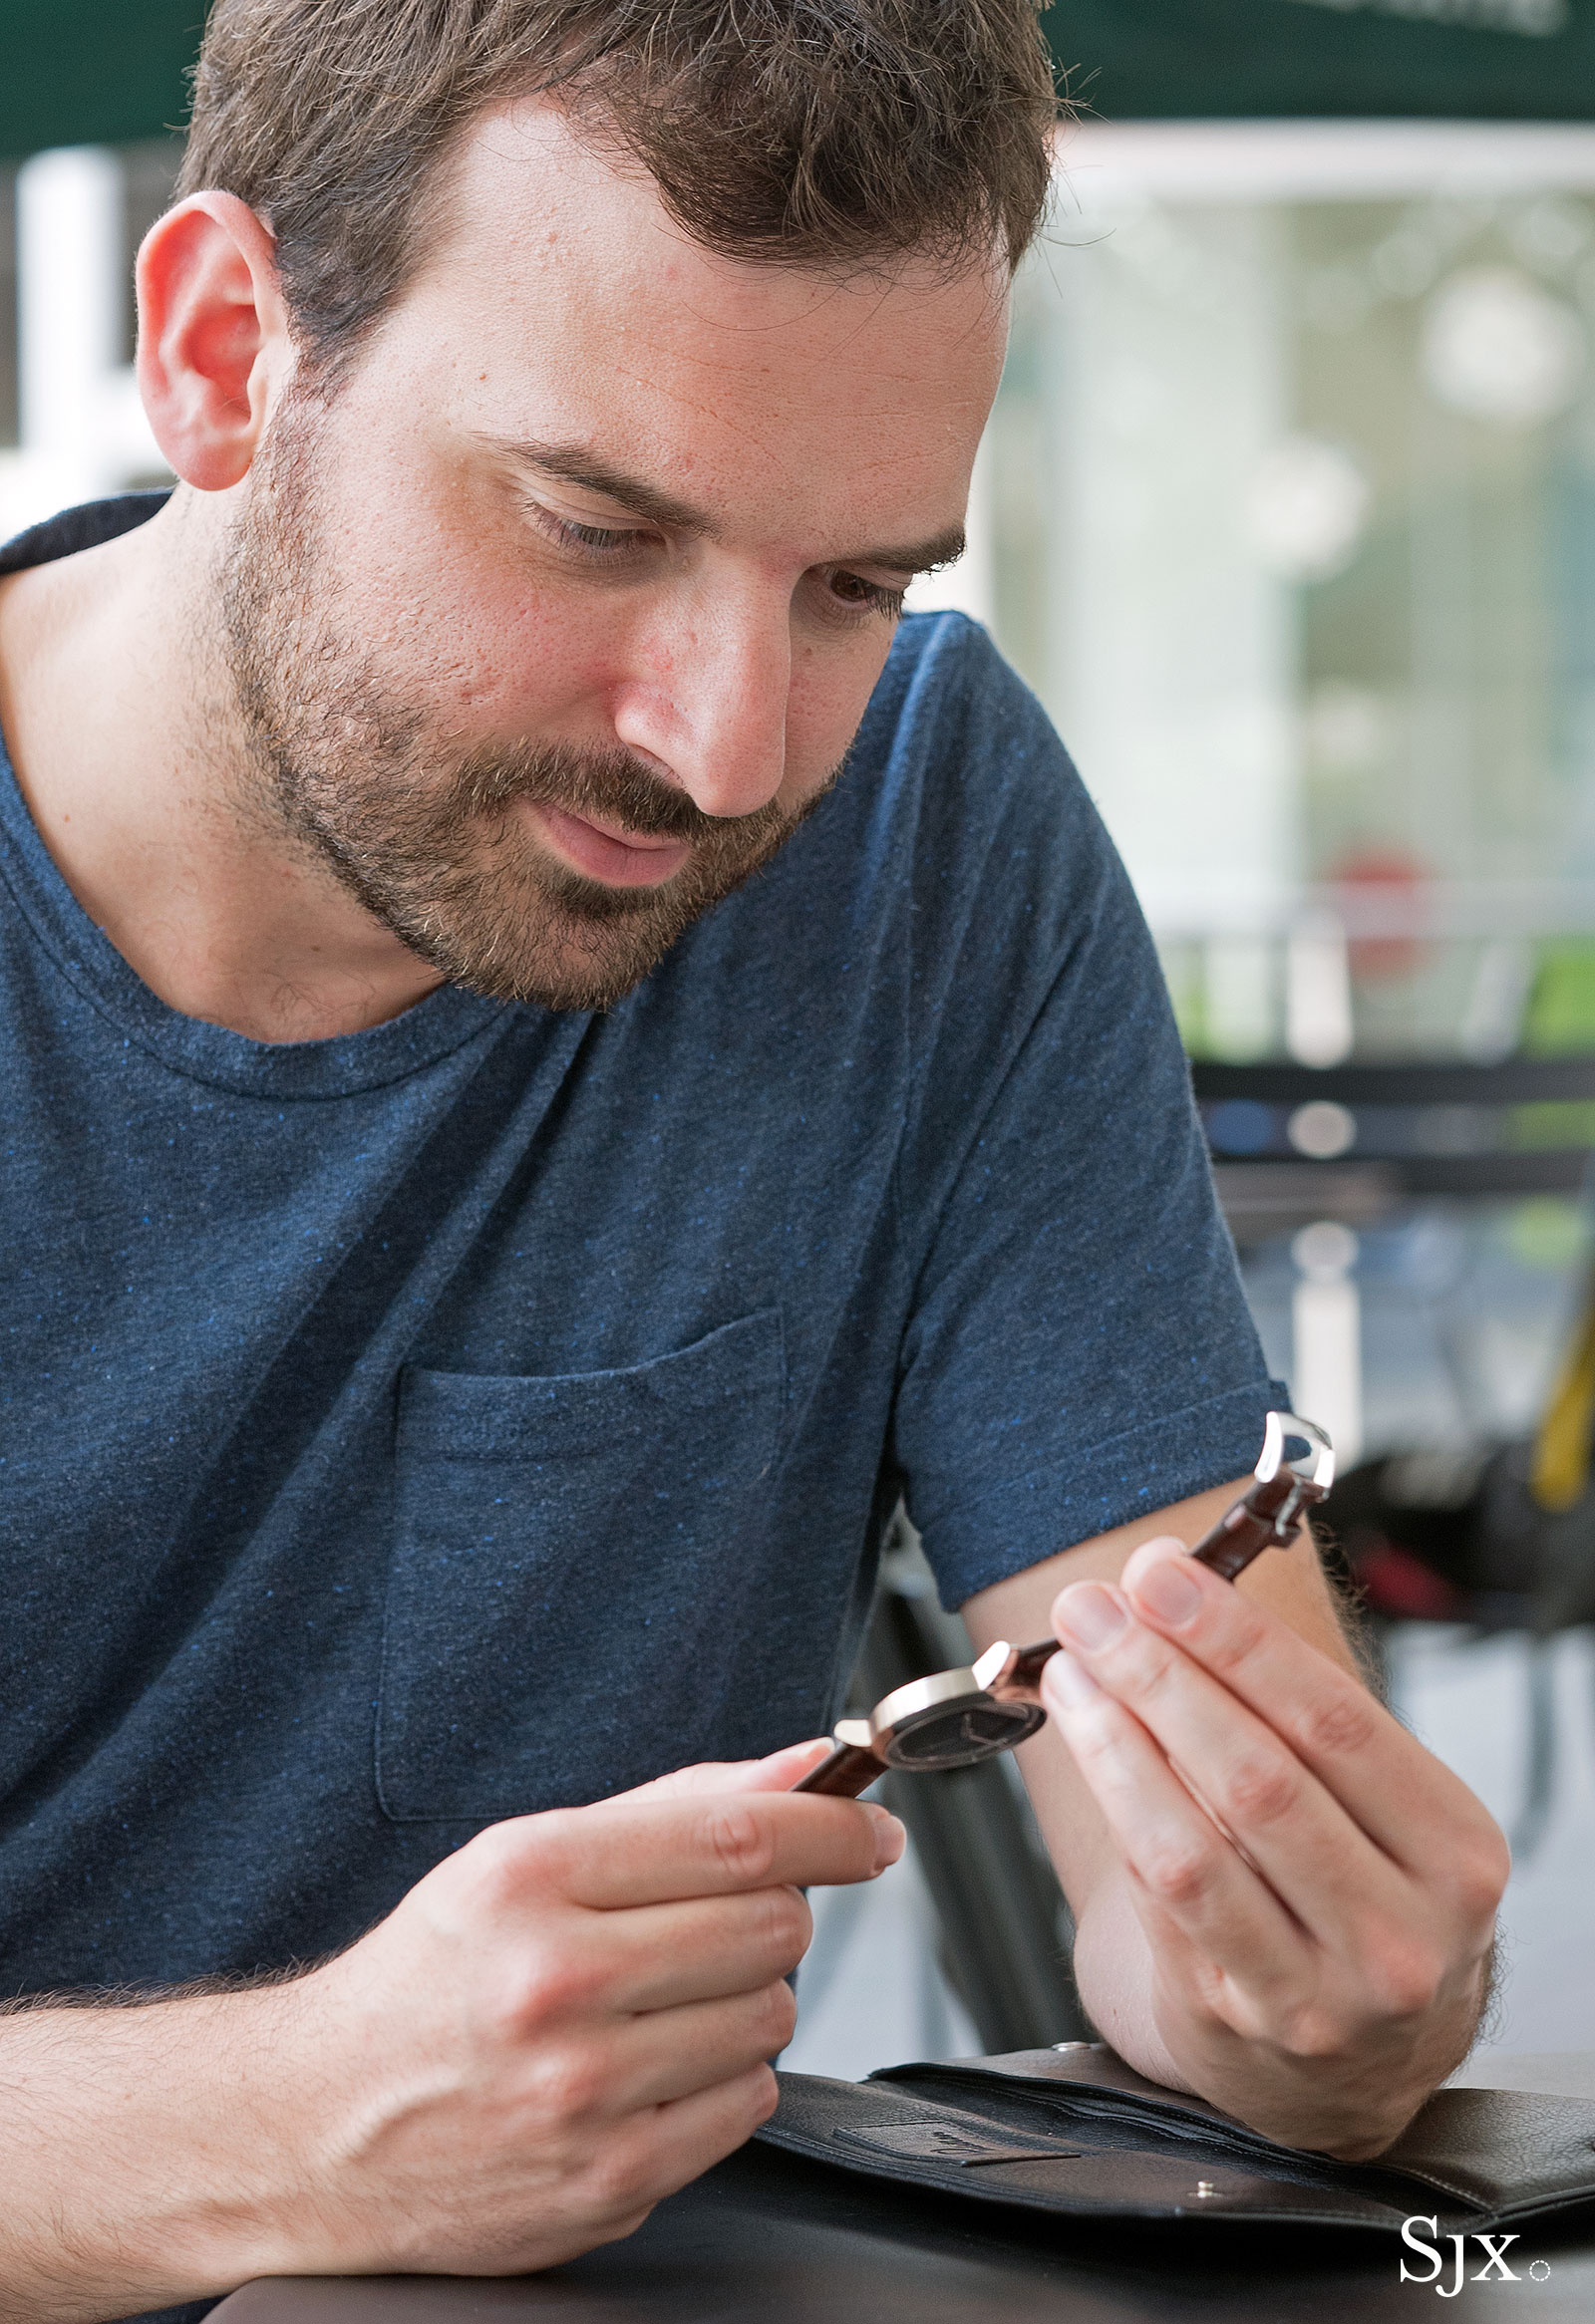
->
[1132,1557,1203,1628]
[1043,1652,1102,1711]
[1056,1583,1128,1651]
[865,1805,905,1870]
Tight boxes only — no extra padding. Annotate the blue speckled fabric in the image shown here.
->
[0,497,1280,2105]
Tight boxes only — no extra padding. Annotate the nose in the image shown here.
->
[612,582,791,820]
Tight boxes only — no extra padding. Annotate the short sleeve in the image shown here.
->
[886,621,1286,1607]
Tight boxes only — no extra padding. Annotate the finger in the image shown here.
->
[629,1740,834,1802]
[592,1886,813,2014]
[535,1788,902,1910]
[607,1979,799,2111]
[1042,1651,1316,2017]
[596,2062,780,2223]
[1050,1577,1412,1948]
[1116,1539,1507,1893]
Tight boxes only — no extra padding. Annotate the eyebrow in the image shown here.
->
[487,435,967,578]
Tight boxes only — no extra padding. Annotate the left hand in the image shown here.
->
[1041,1534,1508,2158]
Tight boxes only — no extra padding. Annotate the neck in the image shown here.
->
[0,489,447,1042]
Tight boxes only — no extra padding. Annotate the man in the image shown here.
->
[0,3,1506,2319]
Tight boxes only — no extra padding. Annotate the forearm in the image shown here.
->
[1064,1871,1186,2089]
[0,1989,310,2324]
[1005,1727,1205,2098]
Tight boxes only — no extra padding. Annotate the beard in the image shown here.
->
[216,398,836,1012]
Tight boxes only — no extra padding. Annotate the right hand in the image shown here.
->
[238,1742,901,2280]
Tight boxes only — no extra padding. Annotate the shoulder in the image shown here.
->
[680,616,1142,1023]
[846,613,1135,960]
[861,611,1083,807]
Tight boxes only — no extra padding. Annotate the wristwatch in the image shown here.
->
[796,1410,1334,1800]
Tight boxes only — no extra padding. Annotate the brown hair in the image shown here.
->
[178,0,1059,377]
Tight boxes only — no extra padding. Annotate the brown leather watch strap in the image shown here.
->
[1005,1637,1060,1695]
[794,1739,884,1798]
[1190,1466,1308,1582]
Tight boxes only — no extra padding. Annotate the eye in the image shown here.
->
[821,568,908,622]
[525,500,654,558]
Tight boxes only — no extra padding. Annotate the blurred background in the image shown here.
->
[12,2,1595,2078]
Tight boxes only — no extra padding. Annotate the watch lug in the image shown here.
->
[970,1638,1016,1691]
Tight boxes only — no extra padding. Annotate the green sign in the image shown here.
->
[1054,0,1595,121]
[0,2,205,159]
[6,0,1595,162]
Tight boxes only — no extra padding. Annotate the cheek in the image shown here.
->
[350,530,621,726]
[323,441,618,725]
[783,630,896,797]
[436,577,615,722]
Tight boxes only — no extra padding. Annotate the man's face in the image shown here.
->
[222,102,1008,1010]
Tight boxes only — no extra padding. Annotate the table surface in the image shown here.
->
[210,2054,1595,2323]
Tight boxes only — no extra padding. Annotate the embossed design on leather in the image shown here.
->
[833,2121,1083,2166]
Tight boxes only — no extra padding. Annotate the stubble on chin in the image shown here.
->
[216,397,836,1012]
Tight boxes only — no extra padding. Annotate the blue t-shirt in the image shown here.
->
[0,495,1279,2008]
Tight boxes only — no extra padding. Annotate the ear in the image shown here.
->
[136,192,294,491]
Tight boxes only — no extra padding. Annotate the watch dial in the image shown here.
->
[881,1693,1047,1771]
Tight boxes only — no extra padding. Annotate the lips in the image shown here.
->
[528,802,693,889]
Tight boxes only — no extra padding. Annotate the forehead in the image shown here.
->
[384,98,1008,547]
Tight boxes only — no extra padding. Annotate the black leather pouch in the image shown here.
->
[758,2048,1595,2233]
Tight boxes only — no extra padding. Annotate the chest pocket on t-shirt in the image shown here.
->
[376,1308,786,1822]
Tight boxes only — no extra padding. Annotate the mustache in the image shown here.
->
[454,737,791,850]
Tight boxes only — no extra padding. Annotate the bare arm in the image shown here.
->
[0,1745,901,2322]
[964,1484,1507,2159]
